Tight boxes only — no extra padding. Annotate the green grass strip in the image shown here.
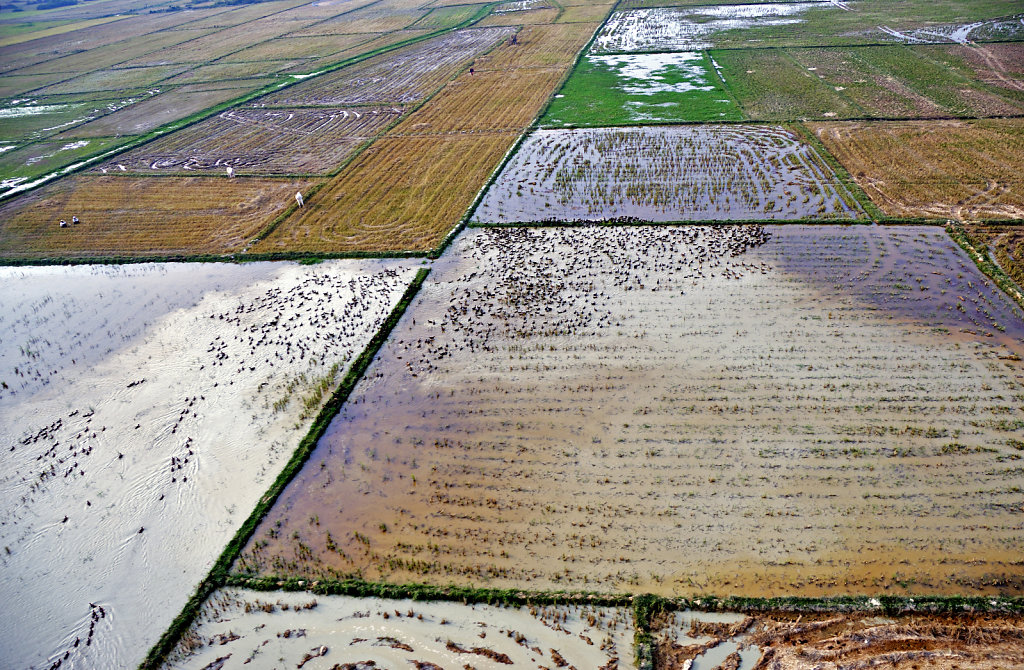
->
[222,578,1024,617]
[138,266,430,670]
[947,220,1024,310]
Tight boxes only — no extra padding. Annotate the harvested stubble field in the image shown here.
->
[94,107,400,176]
[259,133,516,253]
[0,9,223,74]
[238,225,1024,597]
[477,7,562,27]
[0,258,418,669]
[254,27,513,107]
[32,64,189,96]
[471,21,599,70]
[208,33,376,65]
[0,176,314,258]
[164,589,635,669]
[474,125,862,222]
[810,118,1024,220]
[557,2,617,24]
[391,67,567,134]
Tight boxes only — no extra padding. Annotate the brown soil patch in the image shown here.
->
[656,613,1024,670]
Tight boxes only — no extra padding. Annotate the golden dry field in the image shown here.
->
[262,15,601,252]
[259,134,515,252]
[0,176,312,258]
[810,119,1024,220]
[392,67,567,134]
[474,21,599,70]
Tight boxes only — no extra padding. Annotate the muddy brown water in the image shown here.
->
[241,225,1024,597]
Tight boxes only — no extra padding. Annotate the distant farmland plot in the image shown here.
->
[392,66,566,134]
[0,176,314,258]
[237,224,1024,597]
[255,28,513,106]
[591,3,826,53]
[0,10,220,74]
[58,83,264,138]
[10,27,217,77]
[478,7,562,26]
[474,125,863,222]
[211,33,375,63]
[33,64,189,96]
[472,21,598,70]
[260,133,516,252]
[163,61,305,85]
[556,2,616,23]
[810,118,1024,220]
[95,107,399,176]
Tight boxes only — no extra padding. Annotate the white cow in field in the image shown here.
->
[226,166,234,178]
[295,191,304,207]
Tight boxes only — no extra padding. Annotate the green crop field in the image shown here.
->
[542,51,742,126]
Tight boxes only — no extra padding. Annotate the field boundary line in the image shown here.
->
[137,266,431,670]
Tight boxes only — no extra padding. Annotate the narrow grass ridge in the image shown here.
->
[137,267,430,670]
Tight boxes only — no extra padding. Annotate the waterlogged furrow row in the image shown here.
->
[164,589,634,669]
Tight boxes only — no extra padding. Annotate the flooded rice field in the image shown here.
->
[592,3,825,53]
[473,126,863,222]
[0,259,418,669]
[240,225,1024,598]
[163,589,634,669]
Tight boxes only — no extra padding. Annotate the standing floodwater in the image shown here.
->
[0,259,417,669]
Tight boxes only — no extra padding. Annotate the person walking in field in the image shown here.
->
[295,191,304,207]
